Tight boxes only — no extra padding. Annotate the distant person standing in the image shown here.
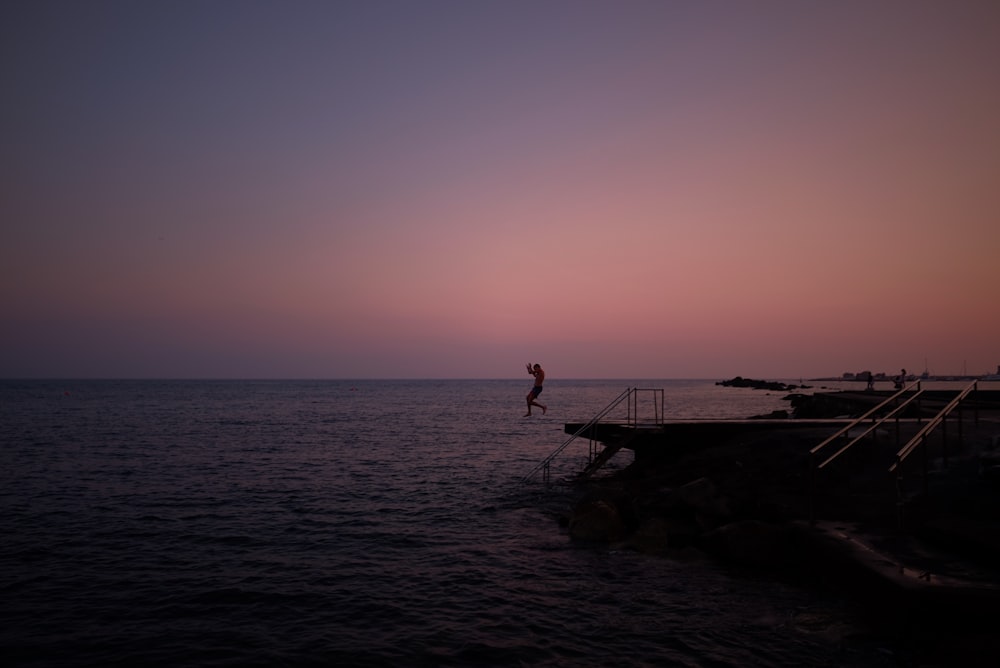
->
[524,363,547,417]
[894,368,907,390]
[866,372,875,391]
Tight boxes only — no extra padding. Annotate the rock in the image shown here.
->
[568,499,626,542]
[980,464,1000,485]
[672,477,732,529]
[700,519,803,568]
[749,409,789,420]
[626,517,671,554]
[716,377,798,392]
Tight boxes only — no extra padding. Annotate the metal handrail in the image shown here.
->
[521,387,663,483]
[889,380,979,473]
[626,387,665,427]
[521,388,629,483]
[807,380,982,527]
[808,381,921,525]
[816,395,922,469]
[810,381,922,470]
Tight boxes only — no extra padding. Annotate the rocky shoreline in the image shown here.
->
[715,376,810,392]
[553,398,1000,663]
[557,390,1000,580]
[560,425,828,566]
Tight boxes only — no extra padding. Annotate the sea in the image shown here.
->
[0,378,923,666]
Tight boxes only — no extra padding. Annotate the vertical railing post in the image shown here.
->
[808,452,815,527]
[916,381,922,425]
[921,437,929,496]
[942,412,949,468]
[957,401,964,451]
[974,381,979,428]
[895,471,905,531]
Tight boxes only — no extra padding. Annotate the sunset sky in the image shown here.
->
[3,1,998,379]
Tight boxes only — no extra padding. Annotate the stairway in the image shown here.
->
[576,431,641,480]
[522,387,664,483]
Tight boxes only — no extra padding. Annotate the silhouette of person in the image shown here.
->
[894,368,907,390]
[524,363,547,417]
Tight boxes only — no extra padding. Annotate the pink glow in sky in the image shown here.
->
[2,1,999,379]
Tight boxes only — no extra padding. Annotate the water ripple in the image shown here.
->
[1,380,897,666]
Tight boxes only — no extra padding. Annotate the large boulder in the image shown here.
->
[626,516,671,554]
[672,477,732,530]
[568,499,626,542]
[700,519,803,568]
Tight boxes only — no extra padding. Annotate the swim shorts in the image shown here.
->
[530,386,543,398]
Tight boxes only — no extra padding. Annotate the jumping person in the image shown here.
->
[524,363,547,417]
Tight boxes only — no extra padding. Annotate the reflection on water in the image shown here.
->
[0,379,921,666]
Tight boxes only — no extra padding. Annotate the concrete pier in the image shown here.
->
[558,389,1000,616]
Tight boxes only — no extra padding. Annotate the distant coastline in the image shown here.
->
[810,374,999,382]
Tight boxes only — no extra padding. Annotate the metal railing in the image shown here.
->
[808,382,922,525]
[521,387,664,484]
[811,381,923,471]
[808,380,982,527]
[890,379,979,476]
[890,380,979,529]
[624,387,665,427]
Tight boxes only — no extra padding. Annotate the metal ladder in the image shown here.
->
[522,387,664,484]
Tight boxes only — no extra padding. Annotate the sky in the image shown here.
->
[2,0,999,380]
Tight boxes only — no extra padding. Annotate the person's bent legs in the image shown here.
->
[525,389,546,416]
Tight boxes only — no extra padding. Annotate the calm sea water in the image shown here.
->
[1,379,898,666]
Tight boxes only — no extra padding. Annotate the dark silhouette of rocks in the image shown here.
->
[716,376,808,391]
[748,409,789,419]
[561,403,1000,579]
[556,391,1000,664]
